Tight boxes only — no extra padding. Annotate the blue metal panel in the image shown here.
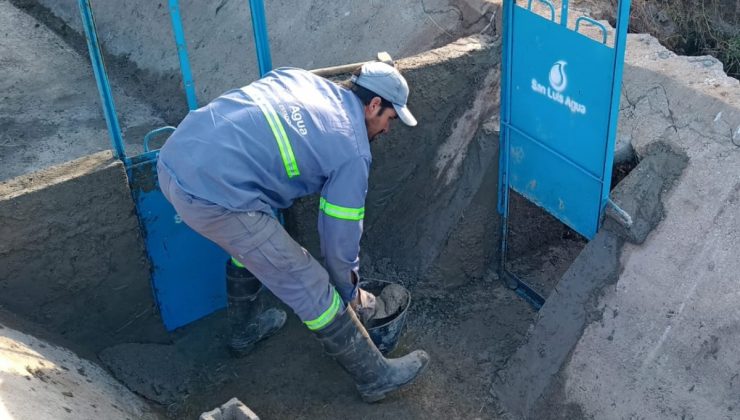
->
[500,1,630,240]
[506,7,613,236]
[510,9,612,177]
[79,1,278,330]
[498,0,631,306]
[128,154,229,331]
[508,128,602,237]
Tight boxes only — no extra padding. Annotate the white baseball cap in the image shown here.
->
[352,62,417,126]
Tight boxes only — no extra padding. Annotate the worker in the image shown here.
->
[156,61,429,402]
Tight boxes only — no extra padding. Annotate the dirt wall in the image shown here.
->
[285,35,503,286]
[0,151,167,355]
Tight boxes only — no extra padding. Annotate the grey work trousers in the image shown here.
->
[157,163,342,328]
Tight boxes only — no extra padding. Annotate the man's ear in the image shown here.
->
[369,96,383,112]
[364,96,383,117]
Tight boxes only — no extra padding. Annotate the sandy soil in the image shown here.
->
[89,215,583,419]
[98,276,534,419]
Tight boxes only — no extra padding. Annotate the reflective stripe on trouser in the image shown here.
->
[157,162,341,328]
[231,256,245,268]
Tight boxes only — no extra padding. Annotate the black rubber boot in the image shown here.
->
[226,258,287,357]
[314,307,430,402]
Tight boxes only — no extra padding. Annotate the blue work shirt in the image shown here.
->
[158,67,370,302]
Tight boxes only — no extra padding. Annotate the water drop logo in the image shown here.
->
[548,60,568,93]
[531,60,586,115]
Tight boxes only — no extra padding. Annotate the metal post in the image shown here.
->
[78,0,126,161]
[496,0,549,309]
[497,0,514,216]
[498,0,515,280]
[168,0,198,110]
[600,0,632,212]
[248,0,272,77]
[560,0,570,27]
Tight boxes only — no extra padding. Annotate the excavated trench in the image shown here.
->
[0,3,652,419]
[0,40,636,419]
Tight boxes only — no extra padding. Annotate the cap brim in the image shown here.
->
[393,104,417,127]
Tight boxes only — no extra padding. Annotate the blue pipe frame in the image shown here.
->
[78,0,126,162]
[78,0,273,164]
[168,0,198,111]
[77,1,276,329]
[248,0,272,77]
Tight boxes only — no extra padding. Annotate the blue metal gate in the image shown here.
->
[79,0,274,330]
[498,0,631,306]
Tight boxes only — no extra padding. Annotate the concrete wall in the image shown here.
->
[0,151,167,355]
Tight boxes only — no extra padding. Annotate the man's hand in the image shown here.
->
[351,288,377,325]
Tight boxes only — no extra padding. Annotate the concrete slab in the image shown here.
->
[557,34,740,420]
[0,323,157,420]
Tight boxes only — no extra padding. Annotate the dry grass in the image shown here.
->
[629,0,740,78]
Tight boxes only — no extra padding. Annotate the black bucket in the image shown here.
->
[359,279,411,355]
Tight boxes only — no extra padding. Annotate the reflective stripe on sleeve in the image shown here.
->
[304,289,342,331]
[319,197,365,221]
[243,88,300,178]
